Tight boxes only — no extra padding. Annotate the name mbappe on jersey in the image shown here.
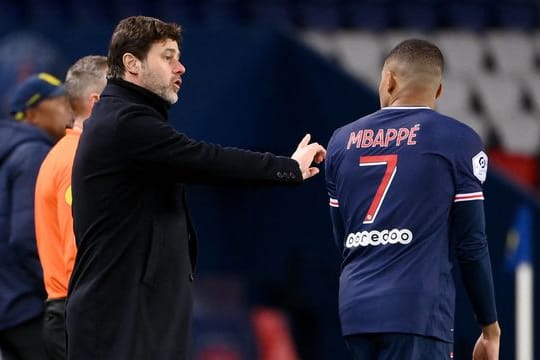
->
[346,124,420,149]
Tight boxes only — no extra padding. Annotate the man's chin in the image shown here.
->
[168,95,179,104]
[162,92,178,104]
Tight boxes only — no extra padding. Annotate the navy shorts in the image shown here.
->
[344,333,454,360]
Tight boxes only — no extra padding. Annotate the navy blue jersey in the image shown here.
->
[325,107,488,342]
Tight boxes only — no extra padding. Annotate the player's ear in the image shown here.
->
[387,71,397,93]
[435,83,442,99]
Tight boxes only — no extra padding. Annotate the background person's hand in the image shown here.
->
[291,134,326,180]
[473,322,501,360]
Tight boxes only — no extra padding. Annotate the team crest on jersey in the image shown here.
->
[472,151,488,183]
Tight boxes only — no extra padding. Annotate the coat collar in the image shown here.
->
[105,78,171,120]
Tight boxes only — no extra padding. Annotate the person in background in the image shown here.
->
[35,56,108,360]
[67,15,325,360]
[9,73,72,143]
[325,39,500,359]
[0,73,71,359]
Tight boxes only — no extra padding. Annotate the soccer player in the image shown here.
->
[325,39,500,359]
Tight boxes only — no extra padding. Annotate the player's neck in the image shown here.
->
[391,83,437,109]
[387,96,434,109]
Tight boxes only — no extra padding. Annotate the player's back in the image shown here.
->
[326,106,486,342]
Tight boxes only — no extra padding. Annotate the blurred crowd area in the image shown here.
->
[0,1,540,359]
[0,0,539,31]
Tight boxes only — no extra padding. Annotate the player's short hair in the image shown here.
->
[107,16,182,79]
[384,39,444,75]
[65,55,108,116]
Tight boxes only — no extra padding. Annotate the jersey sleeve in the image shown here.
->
[325,130,345,252]
[453,130,488,203]
[452,201,498,325]
[451,128,497,325]
[325,130,340,209]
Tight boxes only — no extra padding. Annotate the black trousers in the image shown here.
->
[43,299,66,360]
[0,314,47,360]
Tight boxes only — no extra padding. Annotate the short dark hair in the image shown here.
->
[384,39,444,74]
[107,16,182,79]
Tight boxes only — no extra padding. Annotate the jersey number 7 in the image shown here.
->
[359,155,398,224]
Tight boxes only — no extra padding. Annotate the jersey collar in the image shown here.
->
[381,106,432,110]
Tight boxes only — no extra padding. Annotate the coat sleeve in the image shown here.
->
[7,141,50,274]
[116,108,303,186]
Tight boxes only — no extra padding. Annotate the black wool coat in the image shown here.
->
[67,78,302,360]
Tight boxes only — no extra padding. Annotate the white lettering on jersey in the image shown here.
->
[472,151,488,183]
[345,229,413,248]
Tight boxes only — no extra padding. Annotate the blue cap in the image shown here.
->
[9,72,66,121]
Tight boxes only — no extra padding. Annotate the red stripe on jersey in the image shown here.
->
[454,192,484,202]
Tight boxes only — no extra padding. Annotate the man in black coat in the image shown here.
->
[67,16,326,360]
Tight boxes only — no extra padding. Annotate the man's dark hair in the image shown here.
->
[108,16,182,79]
[384,39,444,74]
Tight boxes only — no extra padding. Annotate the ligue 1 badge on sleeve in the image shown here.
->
[472,151,488,183]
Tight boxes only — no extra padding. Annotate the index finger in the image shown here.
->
[297,133,311,149]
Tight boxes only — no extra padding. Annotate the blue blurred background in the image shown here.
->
[1,0,540,359]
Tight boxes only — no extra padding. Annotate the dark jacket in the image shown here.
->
[0,120,50,330]
[67,78,302,360]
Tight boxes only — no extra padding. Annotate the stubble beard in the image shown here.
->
[140,69,178,104]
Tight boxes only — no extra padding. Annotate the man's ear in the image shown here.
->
[435,83,442,99]
[89,92,100,105]
[87,92,101,110]
[386,71,397,94]
[123,53,140,75]
[24,108,37,125]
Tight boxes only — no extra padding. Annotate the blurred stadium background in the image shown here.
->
[1,0,540,359]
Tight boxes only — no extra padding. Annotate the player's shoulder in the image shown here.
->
[329,111,379,144]
[430,111,484,146]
